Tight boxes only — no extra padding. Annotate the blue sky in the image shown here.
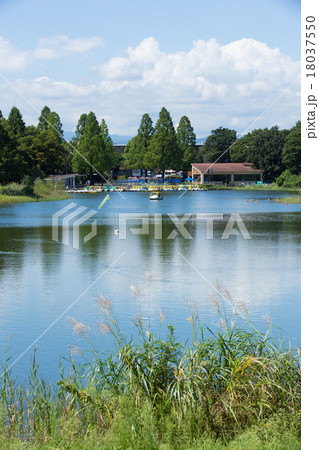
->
[0,0,301,137]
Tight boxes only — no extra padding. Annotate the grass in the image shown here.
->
[274,195,301,204]
[205,183,300,192]
[0,195,36,204]
[0,179,70,204]
[0,284,301,449]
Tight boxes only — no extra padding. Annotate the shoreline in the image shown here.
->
[0,185,300,205]
[0,313,300,448]
[0,193,71,205]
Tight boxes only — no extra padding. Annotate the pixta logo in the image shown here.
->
[118,213,251,240]
[52,202,97,249]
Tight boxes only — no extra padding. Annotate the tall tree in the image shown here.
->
[72,112,112,183]
[144,107,181,182]
[176,115,197,177]
[124,113,154,172]
[47,111,64,142]
[19,128,66,176]
[202,127,236,163]
[123,137,139,169]
[7,106,25,136]
[37,106,51,132]
[0,120,30,183]
[100,118,114,170]
[75,113,88,141]
[282,121,301,175]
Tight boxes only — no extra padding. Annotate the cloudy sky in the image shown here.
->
[0,0,300,139]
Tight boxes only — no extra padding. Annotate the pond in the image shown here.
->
[0,190,300,384]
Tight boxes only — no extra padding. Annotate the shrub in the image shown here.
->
[33,178,65,197]
[1,182,34,197]
[276,169,301,188]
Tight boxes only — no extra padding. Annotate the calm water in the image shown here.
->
[0,190,300,383]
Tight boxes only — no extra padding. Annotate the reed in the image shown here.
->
[0,179,70,204]
[0,281,301,448]
[274,195,301,204]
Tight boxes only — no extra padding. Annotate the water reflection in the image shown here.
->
[0,192,300,383]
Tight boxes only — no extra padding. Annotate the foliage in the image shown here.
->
[0,105,301,186]
[0,119,31,184]
[274,195,301,204]
[72,112,114,183]
[229,129,263,163]
[47,111,64,142]
[0,283,301,448]
[0,178,67,201]
[1,182,34,197]
[24,130,67,175]
[7,106,26,136]
[74,113,88,143]
[124,113,154,171]
[37,105,51,132]
[247,126,289,182]
[176,115,198,172]
[276,169,301,188]
[202,127,236,163]
[282,121,301,175]
[145,107,181,181]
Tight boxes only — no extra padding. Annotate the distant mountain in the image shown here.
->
[63,131,76,141]
[63,131,132,145]
[196,137,207,144]
[110,135,132,145]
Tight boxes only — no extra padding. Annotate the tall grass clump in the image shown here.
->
[0,178,69,204]
[0,182,34,197]
[0,281,301,448]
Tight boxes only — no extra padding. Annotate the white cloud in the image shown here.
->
[92,37,300,134]
[33,35,104,60]
[0,35,103,72]
[16,76,97,98]
[96,37,160,81]
[0,37,29,71]
[0,36,300,136]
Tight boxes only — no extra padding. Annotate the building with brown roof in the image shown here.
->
[191,163,263,185]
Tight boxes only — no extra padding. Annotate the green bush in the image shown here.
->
[1,182,34,197]
[33,178,65,197]
[276,169,301,188]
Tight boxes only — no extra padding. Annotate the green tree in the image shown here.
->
[7,106,26,136]
[145,107,181,182]
[72,112,112,183]
[37,106,51,132]
[66,113,89,169]
[124,113,154,173]
[202,127,236,163]
[100,118,114,170]
[75,113,88,142]
[229,129,263,163]
[123,137,139,169]
[249,126,289,181]
[0,120,30,183]
[176,115,197,177]
[282,121,301,175]
[22,129,66,175]
[47,111,64,142]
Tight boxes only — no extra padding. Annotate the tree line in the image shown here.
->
[0,105,300,185]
